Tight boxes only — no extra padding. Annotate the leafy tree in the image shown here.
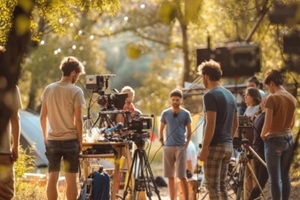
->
[0,0,120,133]
[20,19,108,111]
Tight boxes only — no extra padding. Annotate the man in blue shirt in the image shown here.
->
[159,89,192,200]
[198,60,238,200]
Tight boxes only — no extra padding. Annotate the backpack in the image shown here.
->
[78,170,110,200]
[78,178,93,200]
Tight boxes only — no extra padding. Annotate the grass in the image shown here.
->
[143,141,164,176]
[12,140,164,200]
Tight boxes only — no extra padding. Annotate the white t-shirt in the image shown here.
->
[187,141,197,172]
[41,82,85,140]
[244,105,259,119]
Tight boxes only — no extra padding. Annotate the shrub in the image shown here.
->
[13,146,47,200]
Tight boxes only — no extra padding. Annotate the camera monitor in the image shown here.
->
[111,93,128,110]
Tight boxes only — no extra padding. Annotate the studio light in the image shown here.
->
[283,31,300,54]
[269,2,300,25]
[196,42,261,77]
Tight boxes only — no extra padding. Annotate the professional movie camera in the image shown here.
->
[233,115,254,148]
[127,116,152,132]
[86,74,127,110]
[97,93,127,110]
[85,74,153,145]
[123,116,153,147]
[238,115,253,129]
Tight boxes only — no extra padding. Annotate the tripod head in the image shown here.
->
[238,115,253,128]
[130,131,150,149]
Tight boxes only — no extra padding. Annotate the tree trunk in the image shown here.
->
[27,83,37,111]
[0,3,33,134]
[181,22,192,86]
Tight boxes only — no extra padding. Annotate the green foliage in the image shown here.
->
[135,50,181,116]
[0,0,17,44]
[14,146,35,181]
[184,0,203,24]
[14,145,47,200]
[158,0,177,24]
[19,28,108,110]
[0,0,120,44]
[14,182,46,200]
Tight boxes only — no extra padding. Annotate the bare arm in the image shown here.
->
[232,112,239,137]
[199,111,216,162]
[74,105,83,152]
[185,123,192,148]
[261,108,273,139]
[10,111,20,161]
[40,101,48,144]
[159,122,166,145]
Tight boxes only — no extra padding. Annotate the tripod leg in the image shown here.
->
[247,145,267,168]
[236,163,245,200]
[244,145,267,200]
[140,150,161,200]
[123,150,138,199]
[126,149,162,200]
[92,114,101,128]
[137,150,153,200]
[246,162,266,200]
[134,150,148,200]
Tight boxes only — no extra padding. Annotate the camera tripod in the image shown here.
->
[199,132,268,200]
[93,110,117,128]
[92,110,130,140]
[122,138,161,200]
[228,131,268,200]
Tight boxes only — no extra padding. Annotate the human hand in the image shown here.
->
[159,138,164,145]
[11,146,19,162]
[78,141,82,153]
[198,148,208,162]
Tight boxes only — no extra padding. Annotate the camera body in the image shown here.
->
[238,115,253,128]
[86,74,127,110]
[85,74,154,144]
[86,74,116,92]
[97,93,128,110]
[128,116,152,132]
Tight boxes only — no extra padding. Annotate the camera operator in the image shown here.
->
[116,86,141,126]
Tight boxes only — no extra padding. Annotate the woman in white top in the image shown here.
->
[242,87,262,199]
[244,87,261,120]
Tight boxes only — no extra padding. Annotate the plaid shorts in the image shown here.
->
[204,143,233,200]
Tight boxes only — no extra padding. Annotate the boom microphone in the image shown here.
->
[104,122,123,134]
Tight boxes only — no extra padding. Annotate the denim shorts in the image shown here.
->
[45,139,79,173]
